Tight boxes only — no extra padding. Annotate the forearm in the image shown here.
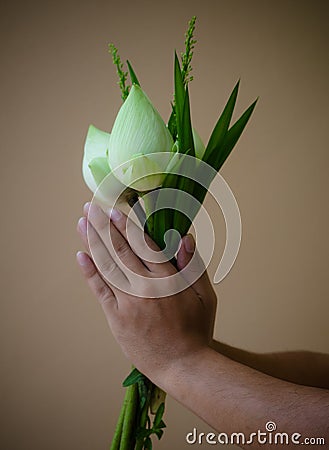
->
[211,340,329,389]
[151,347,329,449]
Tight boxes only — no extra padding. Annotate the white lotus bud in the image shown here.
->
[82,124,127,208]
[82,124,111,193]
[108,85,174,191]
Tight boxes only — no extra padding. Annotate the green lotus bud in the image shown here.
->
[83,124,111,192]
[108,85,174,191]
[113,153,172,192]
[88,157,111,186]
[83,124,127,207]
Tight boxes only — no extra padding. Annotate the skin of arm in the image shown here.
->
[76,204,329,449]
[211,341,329,390]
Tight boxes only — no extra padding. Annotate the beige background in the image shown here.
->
[1,0,328,449]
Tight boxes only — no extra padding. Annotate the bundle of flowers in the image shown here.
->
[82,17,257,450]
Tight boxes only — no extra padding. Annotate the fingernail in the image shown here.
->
[184,234,195,253]
[76,251,89,266]
[110,208,122,221]
[83,202,91,215]
[78,217,87,234]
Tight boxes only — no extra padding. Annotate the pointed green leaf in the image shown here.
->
[167,104,177,140]
[155,429,164,440]
[181,85,195,156]
[152,203,174,250]
[127,60,140,86]
[173,178,195,237]
[203,80,240,162]
[174,52,184,120]
[122,367,144,387]
[173,52,195,156]
[136,428,152,439]
[212,98,258,172]
[157,420,166,429]
[153,403,165,428]
[144,189,172,250]
[174,52,185,151]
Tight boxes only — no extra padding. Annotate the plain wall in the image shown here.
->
[1,0,328,449]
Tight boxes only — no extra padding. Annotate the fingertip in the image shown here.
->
[77,217,87,235]
[177,235,194,270]
[83,202,91,216]
[76,251,99,279]
[76,251,90,267]
[76,251,117,310]
[109,208,123,222]
[184,234,195,254]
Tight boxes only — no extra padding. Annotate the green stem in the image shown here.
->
[135,380,152,450]
[110,391,127,450]
[119,384,138,450]
[142,191,158,238]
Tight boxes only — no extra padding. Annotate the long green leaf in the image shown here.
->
[127,60,141,86]
[181,85,195,156]
[172,158,197,236]
[190,98,257,218]
[172,72,196,234]
[203,80,240,163]
[212,98,258,172]
[151,206,172,251]
[122,368,144,387]
[153,403,165,428]
[167,104,177,140]
[174,52,185,150]
[154,54,186,248]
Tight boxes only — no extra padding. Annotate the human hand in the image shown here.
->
[76,203,217,385]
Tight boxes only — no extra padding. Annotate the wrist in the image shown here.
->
[150,345,215,394]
